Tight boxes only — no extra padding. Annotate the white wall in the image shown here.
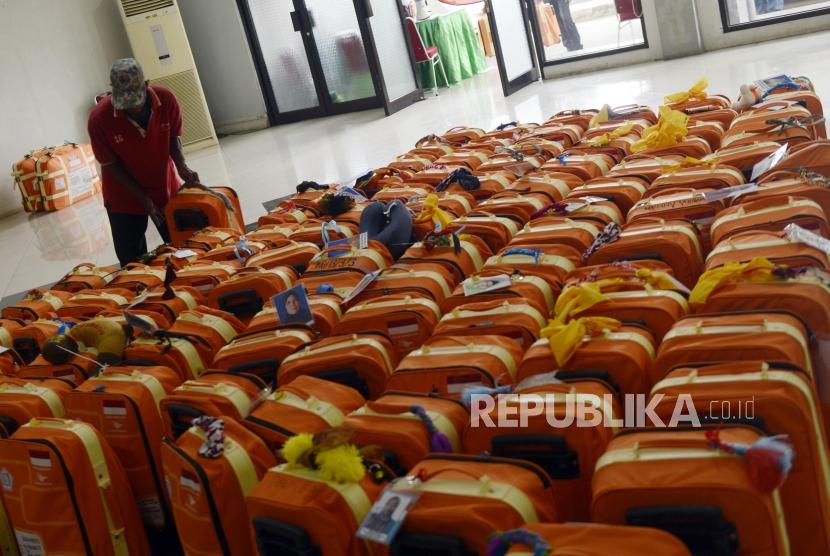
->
[0,0,131,217]
[178,0,269,135]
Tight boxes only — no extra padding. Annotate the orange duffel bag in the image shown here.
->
[711,195,830,245]
[386,454,558,555]
[212,327,315,385]
[652,312,812,386]
[705,229,830,270]
[277,333,397,398]
[244,375,364,451]
[1,418,151,555]
[387,335,523,398]
[165,185,245,247]
[463,377,620,522]
[432,299,546,350]
[0,376,72,437]
[245,431,387,556]
[64,366,181,536]
[651,361,830,556]
[334,295,442,359]
[493,523,691,555]
[399,234,491,282]
[206,266,297,322]
[518,322,655,396]
[160,371,268,439]
[592,427,791,556]
[343,392,467,474]
[586,220,704,288]
[161,416,276,556]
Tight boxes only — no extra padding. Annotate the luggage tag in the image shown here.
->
[702,182,758,202]
[785,223,830,255]
[342,270,382,304]
[172,249,199,259]
[750,143,788,181]
[463,274,512,297]
[327,232,368,251]
[335,186,368,203]
[356,479,422,545]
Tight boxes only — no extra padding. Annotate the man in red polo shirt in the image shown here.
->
[88,58,200,266]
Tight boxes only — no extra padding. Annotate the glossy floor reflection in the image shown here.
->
[1,29,829,300]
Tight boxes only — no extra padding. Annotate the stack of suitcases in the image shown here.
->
[0,75,828,555]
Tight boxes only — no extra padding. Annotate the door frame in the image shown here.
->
[486,0,541,97]
[235,0,383,125]
[359,0,424,115]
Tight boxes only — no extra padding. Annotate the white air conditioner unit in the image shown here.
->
[117,0,218,152]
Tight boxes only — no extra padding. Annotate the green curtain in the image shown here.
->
[416,11,487,89]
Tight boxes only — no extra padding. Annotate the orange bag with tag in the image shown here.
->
[165,185,245,247]
[433,299,546,349]
[443,269,557,316]
[169,306,245,365]
[245,240,320,272]
[606,154,685,183]
[18,355,100,386]
[542,153,614,181]
[2,290,71,323]
[56,288,134,320]
[171,260,240,294]
[356,264,457,304]
[160,372,267,436]
[344,392,468,473]
[161,417,276,556]
[648,163,745,195]
[124,336,206,382]
[388,454,558,554]
[704,141,782,175]
[244,375,364,450]
[206,266,296,322]
[445,213,519,252]
[475,191,548,223]
[0,376,72,437]
[278,333,397,398]
[183,227,242,251]
[52,263,118,293]
[246,294,341,337]
[567,176,648,214]
[705,229,830,270]
[64,366,181,535]
[652,312,812,386]
[25,143,102,212]
[11,318,76,364]
[399,235,491,282]
[1,418,151,555]
[504,172,579,203]
[463,378,620,522]
[334,295,441,359]
[592,427,791,556]
[246,223,299,244]
[387,335,523,397]
[651,361,830,556]
[483,245,580,287]
[711,195,830,245]
[212,327,314,385]
[509,217,601,252]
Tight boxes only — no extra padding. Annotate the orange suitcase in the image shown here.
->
[256,202,315,228]
[11,147,48,212]
[277,333,397,398]
[171,260,240,294]
[495,522,691,555]
[566,176,648,214]
[31,143,102,212]
[18,355,101,386]
[758,140,830,181]
[245,240,320,272]
[289,219,359,247]
[474,191,549,223]
[169,306,245,365]
[703,141,782,176]
[1,290,71,323]
[0,376,72,437]
[440,169,512,201]
[165,185,245,247]
[705,229,830,270]
[244,375,364,451]
[212,327,315,385]
[51,263,118,292]
[372,184,433,203]
[648,163,745,195]
[739,177,830,220]
[160,371,268,439]
[64,366,181,536]
[1,418,151,555]
[518,323,655,395]
[711,195,830,245]
[334,294,441,359]
[398,234,491,282]
[483,245,580,287]
[442,269,557,316]
[196,238,269,265]
[388,454,558,554]
[509,216,601,252]
[442,126,486,144]
[541,152,614,181]
[124,336,206,382]
[688,107,738,128]
[11,318,74,364]
[463,378,620,522]
[651,361,830,556]
[652,312,812,386]
[305,241,393,277]
[387,335,523,398]
[127,286,203,328]
[355,264,456,304]
[206,266,297,322]
[161,417,276,556]
[55,288,134,320]
[445,214,519,252]
[432,299,546,349]
[246,293,342,337]
[503,172,579,203]
[183,227,242,252]
[592,427,791,556]
[587,220,704,288]
[543,195,624,226]
[246,223,299,244]
[606,154,686,183]
[343,392,468,473]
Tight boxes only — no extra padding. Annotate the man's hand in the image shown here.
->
[178,166,200,186]
[140,196,165,228]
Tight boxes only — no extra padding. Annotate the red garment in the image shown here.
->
[88,85,183,215]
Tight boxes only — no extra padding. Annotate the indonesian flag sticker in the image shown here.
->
[29,450,52,469]
[102,399,127,417]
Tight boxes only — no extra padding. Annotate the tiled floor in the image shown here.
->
[1,29,829,302]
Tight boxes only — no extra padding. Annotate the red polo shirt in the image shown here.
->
[88,85,183,215]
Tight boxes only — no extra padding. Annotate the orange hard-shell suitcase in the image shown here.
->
[165,185,245,247]
[212,326,315,385]
[0,376,72,437]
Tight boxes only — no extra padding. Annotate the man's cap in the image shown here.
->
[110,58,147,110]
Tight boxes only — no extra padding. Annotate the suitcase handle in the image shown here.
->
[625,505,739,556]
[218,289,263,319]
[252,517,320,556]
[0,415,18,438]
[165,404,204,439]
[490,434,579,480]
[227,359,279,386]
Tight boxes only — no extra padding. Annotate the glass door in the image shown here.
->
[486,0,540,96]
[237,0,383,124]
